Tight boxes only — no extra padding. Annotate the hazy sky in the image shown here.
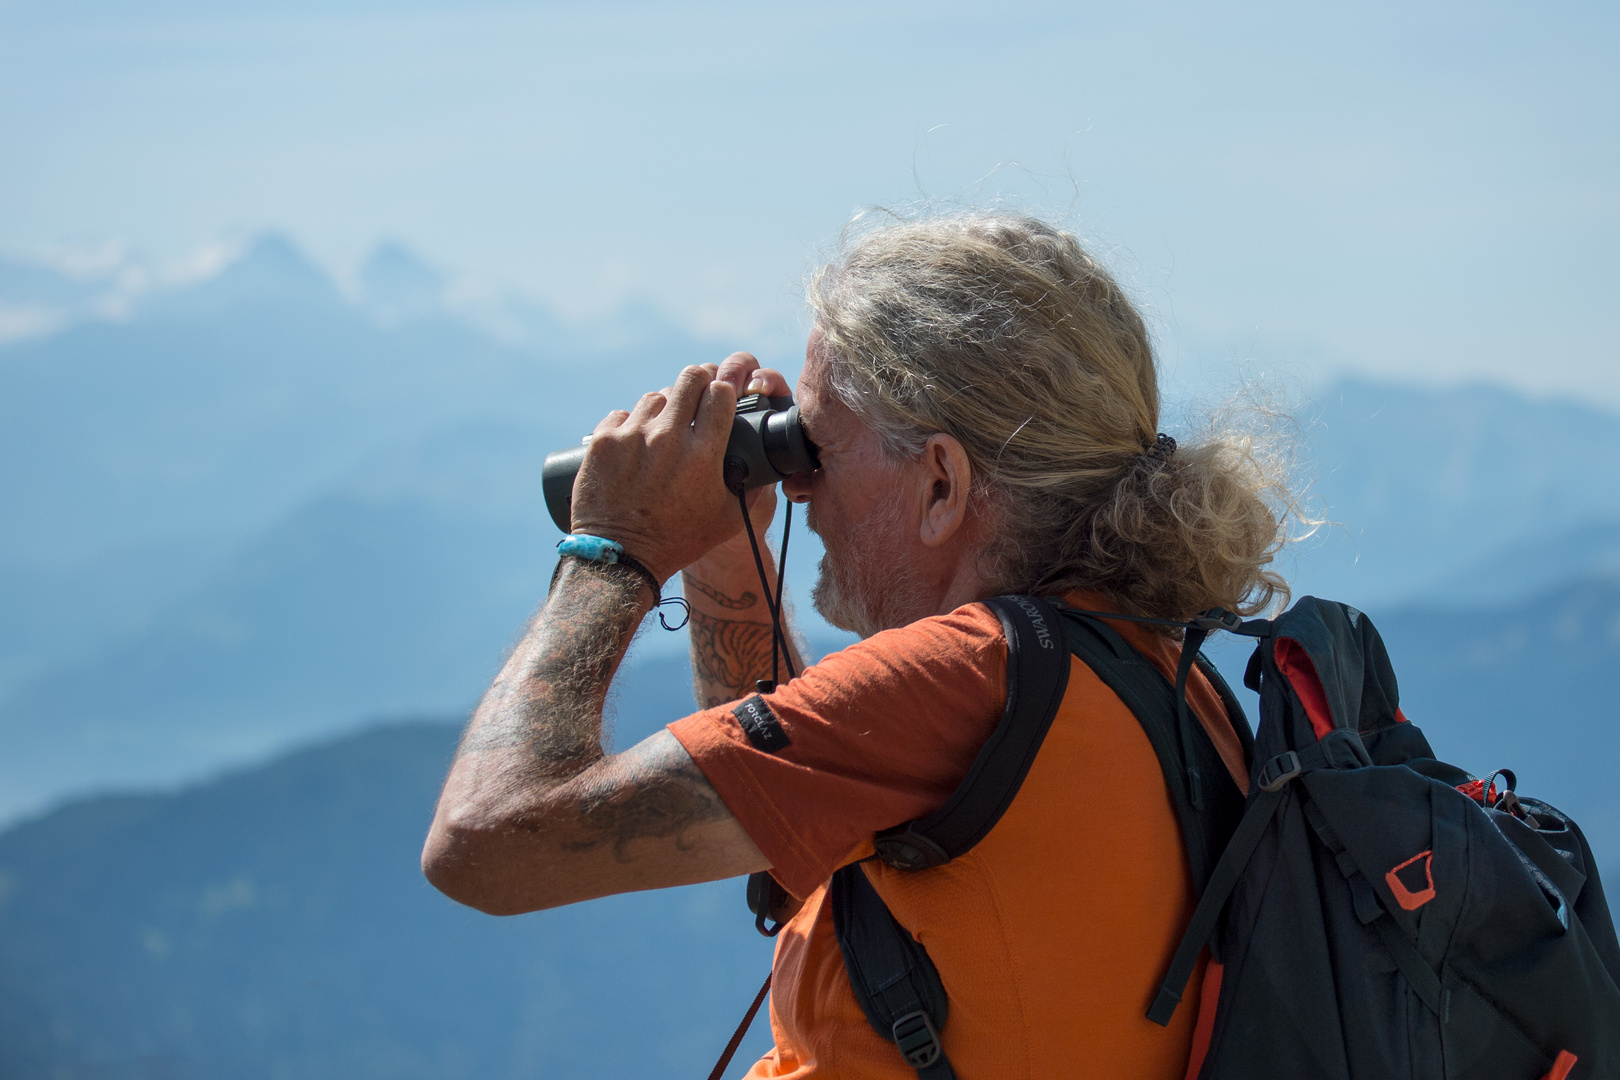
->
[2,0,1615,400]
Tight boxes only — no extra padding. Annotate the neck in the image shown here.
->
[917,535,998,621]
[935,561,992,616]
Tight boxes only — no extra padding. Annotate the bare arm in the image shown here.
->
[681,352,807,705]
[683,490,807,708]
[422,361,778,915]
[422,560,768,915]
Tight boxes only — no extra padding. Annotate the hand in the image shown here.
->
[569,355,791,584]
[696,353,793,565]
[713,351,791,402]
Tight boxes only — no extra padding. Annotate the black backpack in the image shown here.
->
[736,594,1620,1080]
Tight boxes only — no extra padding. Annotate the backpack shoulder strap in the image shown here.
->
[834,594,1068,1079]
[872,595,1072,871]
[1197,652,1256,769]
[836,596,1253,1077]
[831,863,958,1079]
[1058,610,1248,894]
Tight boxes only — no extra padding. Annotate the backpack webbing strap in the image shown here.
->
[1146,733,1370,1025]
[1147,785,1288,1025]
[831,863,957,1080]
[872,595,1072,870]
[1300,787,1446,1018]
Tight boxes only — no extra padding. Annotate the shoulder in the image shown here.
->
[668,602,1012,897]
[826,599,1007,670]
[785,600,1008,709]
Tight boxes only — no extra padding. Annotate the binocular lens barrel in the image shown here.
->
[541,393,817,534]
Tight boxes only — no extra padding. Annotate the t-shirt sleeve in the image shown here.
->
[667,603,1007,900]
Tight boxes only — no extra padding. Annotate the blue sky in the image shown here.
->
[1,0,1615,400]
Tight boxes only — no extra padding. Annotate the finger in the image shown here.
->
[591,408,632,437]
[626,388,669,425]
[659,365,713,430]
[694,375,737,451]
[714,352,761,395]
[743,366,791,397]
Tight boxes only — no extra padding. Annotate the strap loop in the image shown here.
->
[1258,751,1303,792]
[556,534,690,630]
[892,1011,945,1069]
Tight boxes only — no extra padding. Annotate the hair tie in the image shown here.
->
[1147,433,1177,460]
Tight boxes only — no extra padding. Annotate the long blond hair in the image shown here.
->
[808,211,1298,621]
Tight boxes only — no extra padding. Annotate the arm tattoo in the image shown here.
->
[455,559,645,772]
[564,749,728,862]
[685,576,759,611]
[688,607,776,707]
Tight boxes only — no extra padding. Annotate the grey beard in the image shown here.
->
[811,552,882,638]
[810,525,928,640]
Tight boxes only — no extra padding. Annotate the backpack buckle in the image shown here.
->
[1258,751,1303,792]
[1192,608,1272,636]
[891,1010,944,1068]
[1192,608,1244,632]
[874,824,952,871]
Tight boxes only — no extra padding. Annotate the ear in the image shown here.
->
[916,434,974,548]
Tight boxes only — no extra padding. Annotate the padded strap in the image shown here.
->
[832,864,958,1080]
[873,595,1072,870]
[1147,785,1289,1025]
[1197,655,1257,769]
[1059,610,1239,895]
[1174,625,1213,810]
[844,595,1069,1079]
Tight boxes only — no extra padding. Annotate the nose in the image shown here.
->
[782,470,814,504]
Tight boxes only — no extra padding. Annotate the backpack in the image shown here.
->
[741,594,1620,1079]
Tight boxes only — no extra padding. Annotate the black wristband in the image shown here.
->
[553,539,690,632]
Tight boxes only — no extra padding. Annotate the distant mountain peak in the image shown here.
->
[215,232,333,295]
[141,232,343,321]
[1319,375,1620,427]
[359,240,446,322]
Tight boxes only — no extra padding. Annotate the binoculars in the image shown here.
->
[541,393,819,533]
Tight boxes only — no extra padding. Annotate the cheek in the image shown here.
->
[822,482,867,537]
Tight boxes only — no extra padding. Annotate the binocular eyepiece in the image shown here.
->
[541,393,819,533]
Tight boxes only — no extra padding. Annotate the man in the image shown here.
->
[423,213,1289,1077]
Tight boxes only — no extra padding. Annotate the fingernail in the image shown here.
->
[746,378,767,393]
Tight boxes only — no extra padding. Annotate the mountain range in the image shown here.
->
[2,235,1619,1077]
[4,235,1620,821]
[2,580,1614,1079]
[0,658,779,1080]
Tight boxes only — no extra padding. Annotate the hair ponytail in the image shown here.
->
[810,211,1304,623]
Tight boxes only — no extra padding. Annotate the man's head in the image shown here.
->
[791,212,1294,633]
[786,336,981,638]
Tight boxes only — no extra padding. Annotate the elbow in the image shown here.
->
[420,827,487,913]
[420,809,569,917]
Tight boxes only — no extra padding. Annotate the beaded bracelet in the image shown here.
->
[556,534,690,630]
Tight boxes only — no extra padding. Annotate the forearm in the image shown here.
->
[683,543,805,707]
[463,558,645,773]
[424,359,794,914]
[425,561,647,872]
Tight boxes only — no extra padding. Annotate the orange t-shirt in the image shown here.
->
[668,594,1250,1079]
